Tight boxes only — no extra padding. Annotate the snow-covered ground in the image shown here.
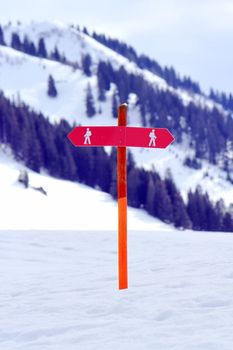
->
[0,148,170,231]
[1,142,233,349]
[2,21,226,114]
[1,142,232,233]
[1,228,233,350]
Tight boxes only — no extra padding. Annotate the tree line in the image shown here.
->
[0,92,232,232]
[1,24,233,177]
[91,29,233,113]
[1,23,233,115]
[95,61,233,179]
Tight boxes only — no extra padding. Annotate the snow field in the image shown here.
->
[0,150,170,231]
[1,229,233,349]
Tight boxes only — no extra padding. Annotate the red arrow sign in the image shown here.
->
[68,126,122,147]
[126,127,174,148]
[68,126,174,148]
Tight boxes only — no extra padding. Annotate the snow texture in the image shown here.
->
[0,148,233,349]
[1,228,233,350]
[0,147,170,231]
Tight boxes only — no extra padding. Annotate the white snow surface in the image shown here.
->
[0,148,169,231]
[2,229,233,349]
[1,142,233,349]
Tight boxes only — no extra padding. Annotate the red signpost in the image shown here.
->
[68,103,175,290]
[68,126,174,148]
[117,104,128,290]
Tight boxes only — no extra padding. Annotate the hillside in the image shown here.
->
[0,20,232,230]
[0,149,167,231]
[1,16,233,350]
[0,21,230,120]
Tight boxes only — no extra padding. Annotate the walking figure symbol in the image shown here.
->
[84,128,92,144]
[149,129,156,147]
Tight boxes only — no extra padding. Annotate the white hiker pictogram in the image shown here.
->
[84,128,92,144]
[149,129,156,147]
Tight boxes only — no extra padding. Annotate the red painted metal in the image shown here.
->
[68,126,174,149]
[125,127,174,148]
[68,126,122,147]
[117,104,128,290]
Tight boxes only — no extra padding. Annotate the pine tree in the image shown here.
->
[94,148,112,192]
[165,175,191,229]
[115,66,129,103]
[138,169,148,208]
[145,172,156,215]
[127,150,135,173]
[82,54,92,76]
[51,46,61,61]
[83,27,89,35]
[222,213,233,232]
[153,179,173,223]
[0,25,5,45]
[188,189,203,230]
[11,32,22,51]
[22,36,30,54]
[47,75,58,97]
[86,84,96,117]
[128,167,141,208]
[38,38,47,58]
[22,36,37,56]
[29,41,36,56]
[97,62,111,101]
[112,89,119,118]
[109,147,117,199]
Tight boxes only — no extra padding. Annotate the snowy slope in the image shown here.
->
[0,43,124,126]
[0,21,232,208]
[1,146,233,350]
[1,228,233,349]
[0,148,170,231]
[1,21,172,89]
[0,44,232,207]
[0,21,226,121]
[133,144,233,206]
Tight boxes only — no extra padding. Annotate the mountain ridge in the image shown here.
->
[0,20,229,114]
[0,20,232,231]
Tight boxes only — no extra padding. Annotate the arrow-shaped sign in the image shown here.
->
[125,127,174,148]
[68,106,175,290]
[68,126,174,148]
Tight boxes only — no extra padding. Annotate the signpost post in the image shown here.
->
[68,103,174,290]
[117,104,128,290]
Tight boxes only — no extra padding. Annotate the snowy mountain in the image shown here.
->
[0,20,232,230]
[1,21,233,350]
[0,21,229,120]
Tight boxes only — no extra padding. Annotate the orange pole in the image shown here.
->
[117,103,128,290]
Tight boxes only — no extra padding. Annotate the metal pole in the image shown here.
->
[117,103,128,290]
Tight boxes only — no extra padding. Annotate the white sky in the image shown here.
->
[1,0,233,94]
